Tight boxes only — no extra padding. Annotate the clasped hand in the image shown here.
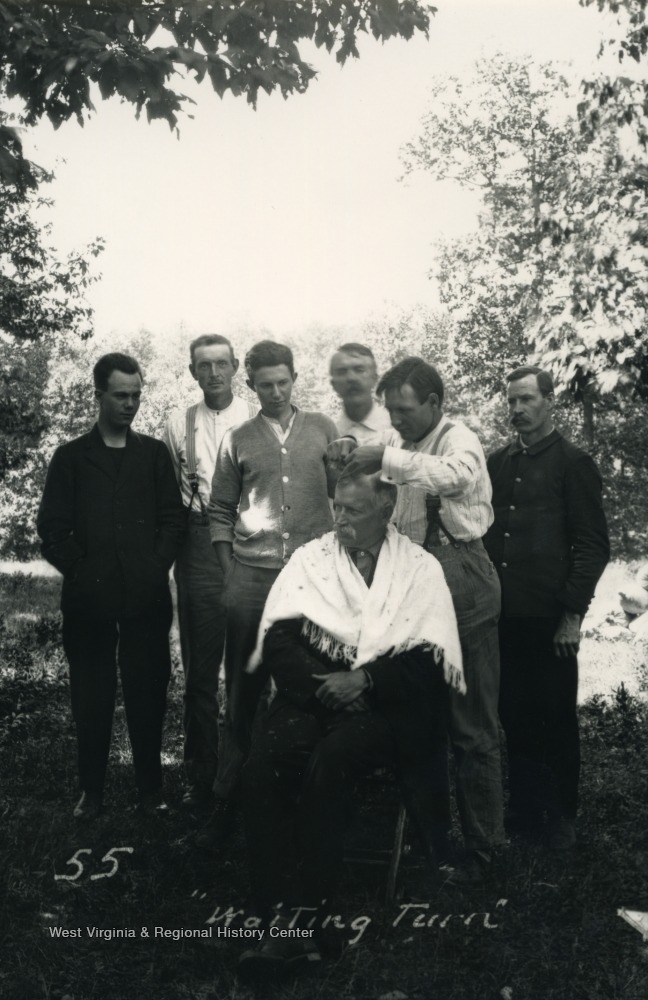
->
[313,671,369,712]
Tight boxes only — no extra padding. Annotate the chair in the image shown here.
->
[344,769,410,904]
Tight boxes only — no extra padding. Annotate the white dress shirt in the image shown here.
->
[336,401,392,444]
[381,416,494,545]
[164,396,257,508]
[261,406,297,444]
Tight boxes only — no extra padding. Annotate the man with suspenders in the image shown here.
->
[330,357,505,880]
[163,335,256,809]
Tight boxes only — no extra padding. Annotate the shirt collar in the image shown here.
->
[345,536,385,562]
[405,413,449,452]
[339,401,383,432]
[261,404,298,429]
[509,428,562,456]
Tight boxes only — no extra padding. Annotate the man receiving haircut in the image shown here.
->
[37,353,185,819]
[331,356,505,879]
[237,472,462,978]
[206,339,338,831]
[329,342,391,443]
[164,334,256,810]
[484,366,609,849]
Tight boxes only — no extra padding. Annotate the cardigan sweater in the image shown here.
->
[484,430,609,618]
[208,409,337,569]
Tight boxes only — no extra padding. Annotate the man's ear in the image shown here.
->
[94,389,103,404]
[232,358,240,375]
[292,371,298,385]
[427,392,440,409]
[546,392,556,412]
[246,377,255,391]
[189,363,198,382]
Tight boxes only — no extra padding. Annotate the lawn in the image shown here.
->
[1,567,647,1000]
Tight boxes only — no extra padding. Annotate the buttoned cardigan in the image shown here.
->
[208,410,337,569]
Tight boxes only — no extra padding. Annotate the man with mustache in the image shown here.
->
[329,342,391,443]
[164,335,256,811]
[484,366,609,849]
[237,472,462,978]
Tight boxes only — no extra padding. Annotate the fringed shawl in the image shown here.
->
[247,525,464,693]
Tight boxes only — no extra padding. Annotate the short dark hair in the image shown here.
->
[507,365,554,397]
[93,353,143,392]
[335,343,376,360]
[377,356,444,406]
[189,334,236,365]
[245,340,295,382]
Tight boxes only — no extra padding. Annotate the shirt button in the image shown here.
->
[282,532,290,539]
[282,476,289,483]
[281,447,287,454]
[504,532,510,538]
[514,477,521,483]
[522,449,528,455]
[510,505,515,510]
[501,562,508,568]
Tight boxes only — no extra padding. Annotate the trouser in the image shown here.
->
[498,616,579,821]
[213,560,280,800]
[242,698,395,912]
[174,517,226,788]
[432,539,505,851]
[62,599,173,796]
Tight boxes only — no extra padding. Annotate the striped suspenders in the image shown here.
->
[423,421,460,550]
[185,403,208,522]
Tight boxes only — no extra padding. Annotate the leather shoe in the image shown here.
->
[195,799,238,849]
[137,790,170,817]
[182,784,214,811]
[237,916,322,981]
[440,849,494,886]
[73,791,103,820]
[547,816,576,851]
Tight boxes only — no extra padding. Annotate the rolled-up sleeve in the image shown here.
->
[382,440,482,497]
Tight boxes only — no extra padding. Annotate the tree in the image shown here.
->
[402,53,648,426]
[0,145,103,557]
[0,0,433,183]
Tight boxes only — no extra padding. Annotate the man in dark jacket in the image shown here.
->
[37,353,185,819]
[484,366,609,849]
[237,473,463,978]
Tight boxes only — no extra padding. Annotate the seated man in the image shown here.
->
[238,472,463,977]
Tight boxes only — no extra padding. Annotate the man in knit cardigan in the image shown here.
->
[206,340,338,833]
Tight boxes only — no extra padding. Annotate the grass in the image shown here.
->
[1,571,648,1000]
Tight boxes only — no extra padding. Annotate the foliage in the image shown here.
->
[0,0,433,182]
[0,150,103,502]
[402,53,648,406]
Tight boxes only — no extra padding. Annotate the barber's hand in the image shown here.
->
[313,671,368,710]
[553,611,582,658]
[339,445,386,479]
[327,437,358,469]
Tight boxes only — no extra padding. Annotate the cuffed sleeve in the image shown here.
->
[556,455,610,615]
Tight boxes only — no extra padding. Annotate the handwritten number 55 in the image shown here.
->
[54,847,134,882]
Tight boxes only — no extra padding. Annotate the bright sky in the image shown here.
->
[24,0,615,342]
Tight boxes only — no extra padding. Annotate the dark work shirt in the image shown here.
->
[483,430,609,618]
